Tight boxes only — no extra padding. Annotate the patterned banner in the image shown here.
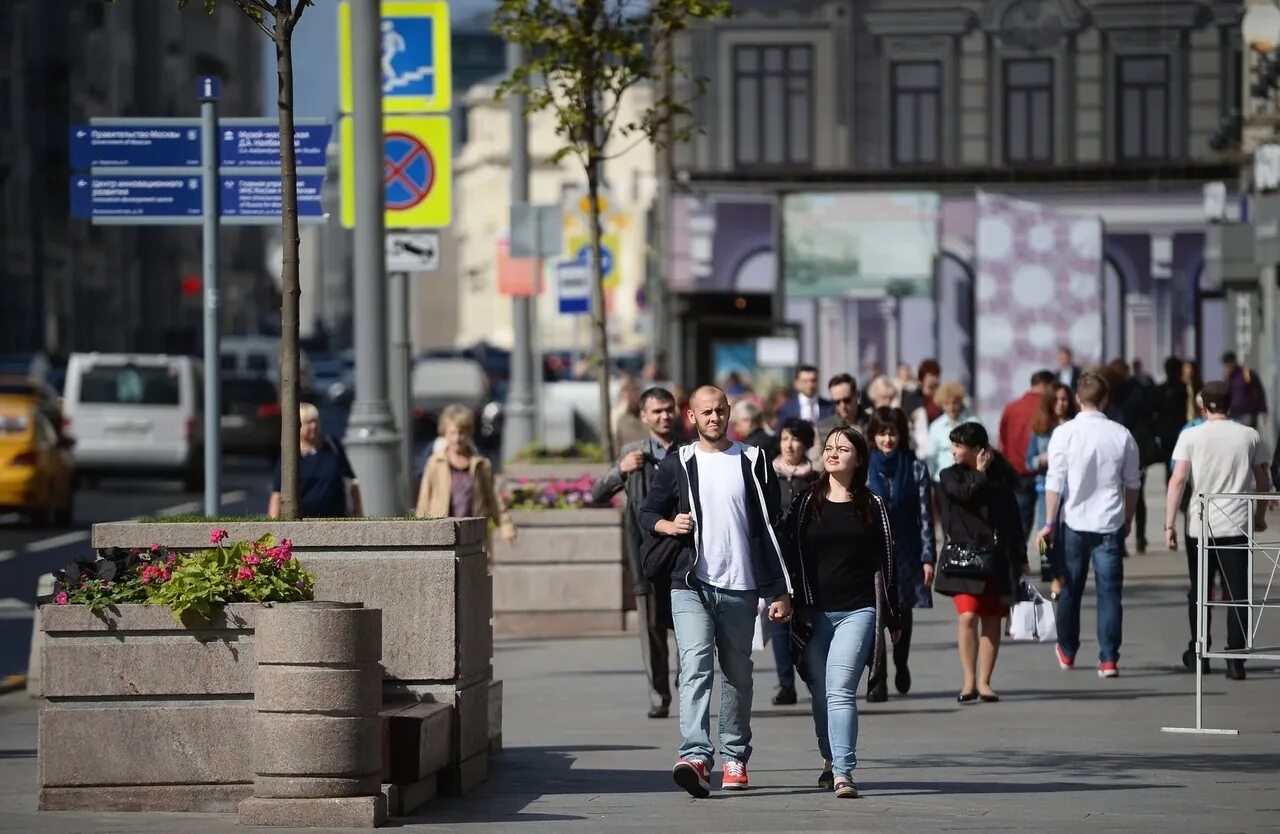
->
[973,192,1103,428]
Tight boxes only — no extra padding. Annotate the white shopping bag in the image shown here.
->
[1008,582,1057,642]
[752,598,769,652]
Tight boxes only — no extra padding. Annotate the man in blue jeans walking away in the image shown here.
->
[640,386,793,798]
[1035,372,1140,678]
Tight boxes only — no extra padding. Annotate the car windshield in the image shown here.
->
[79,365,181,406]
[222,378,277,404]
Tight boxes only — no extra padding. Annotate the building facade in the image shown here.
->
[667,0,1243,395]
[0,1,263,357]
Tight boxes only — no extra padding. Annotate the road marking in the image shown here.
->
[26,532,89,553]
[0,550,14,564]
[150,489,249,518]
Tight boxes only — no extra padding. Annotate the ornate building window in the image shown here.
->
[1003,58,1054,164]
[1116,55,1170,161]
[732,44,813,167]
[890,61,942,166]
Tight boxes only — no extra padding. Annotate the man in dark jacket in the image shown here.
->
[592,387,680,719]
[640,385,792,798]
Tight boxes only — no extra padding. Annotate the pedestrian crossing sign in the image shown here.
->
[338,1,452,114]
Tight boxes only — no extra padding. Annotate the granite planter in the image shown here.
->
[38,602,263,812]
[489,508,626,637]
[501,461,610,485]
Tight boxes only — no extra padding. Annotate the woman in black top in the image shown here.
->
[783,426,900,800]
[934,422,1028,704]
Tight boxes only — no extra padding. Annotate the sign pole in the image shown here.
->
[502,40,537,462]
[199,76,222,517]
[345,0,404,516]
[387,267,413,499]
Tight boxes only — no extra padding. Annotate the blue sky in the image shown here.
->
[259,0,496,119]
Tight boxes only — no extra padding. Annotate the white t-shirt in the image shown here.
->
[693,443,756,591]
[1172,419,1269,538]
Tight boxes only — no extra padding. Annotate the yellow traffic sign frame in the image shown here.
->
[338,1,453,114]
[340,114,453,229]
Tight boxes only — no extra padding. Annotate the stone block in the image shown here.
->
[500,463,610,483]
[26,574,54,698]
[488,680,503,755]
[493,563,623,613]
[456,679,490,763]
[253,603,381,666]
[438,751,488,797]
[40,784,250,813]
[256,665,381,715]
[43,634,254,698]
[253,714,380,777]
[506,507,620,527]
[253,775,381,799]
[456,549,494,681]
[490,524,621,564]
[495,611,625,637]
[382,773,438,817]
[39,702,253,787]
[238,795,387,828]
[92,518,485,550]
[383,701,453,784]
[39,601,260,633]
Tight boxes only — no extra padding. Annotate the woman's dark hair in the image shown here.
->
[1163,356,1182,383]
[811,426,875,523]
[1032,382,1075,435]
[948,422,1018,484]
[867,406,909,444]
[778,417,815,449]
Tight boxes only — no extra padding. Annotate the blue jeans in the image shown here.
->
[670,580,759,765]
[806,607,876,777]
[770,621,794,689]
[1058,526,1125,663]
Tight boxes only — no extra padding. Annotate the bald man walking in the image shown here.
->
[641,386,793,797]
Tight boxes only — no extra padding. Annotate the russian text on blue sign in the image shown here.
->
[71,123,202,169]
[71,119,332,169]
[71,175,324,220]
[198,75,221,101]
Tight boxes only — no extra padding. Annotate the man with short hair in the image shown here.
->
[593,387,681,718]
[1036,372,1141,678]
[813,373,859,467]
[1222,351,1269,429]
[641,386,793,798]
[1164,380,1271,681]
[775,365,833,426]
[1057,346,1081,390]
[731,398,777,460]
[1000,370,1057,544]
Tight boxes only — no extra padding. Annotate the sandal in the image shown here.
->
[833,777,859,799]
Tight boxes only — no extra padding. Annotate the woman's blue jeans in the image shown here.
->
[806,607,877,777]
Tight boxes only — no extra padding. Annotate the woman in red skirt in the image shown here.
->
[933,423,1029,704]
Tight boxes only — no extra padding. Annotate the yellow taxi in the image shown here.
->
[0,379,75,527]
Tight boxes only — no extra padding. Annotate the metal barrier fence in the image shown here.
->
[1162,492,1280,736]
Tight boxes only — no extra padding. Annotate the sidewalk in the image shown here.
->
[1,547,1277,834]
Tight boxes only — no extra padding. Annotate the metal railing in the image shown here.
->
[1162,492,1279,736]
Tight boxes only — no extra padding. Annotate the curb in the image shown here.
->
[0,674,27,695]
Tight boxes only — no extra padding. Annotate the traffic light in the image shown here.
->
[1209,109,1243,152]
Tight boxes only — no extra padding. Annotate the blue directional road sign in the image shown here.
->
[575,242,614,281]
[219,120,333,169]
[71,122,201,168]
[556,261,591,315]
[70,175,203,219]
[220,174,326,220]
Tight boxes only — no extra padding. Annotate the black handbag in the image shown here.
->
[939,540,997,579]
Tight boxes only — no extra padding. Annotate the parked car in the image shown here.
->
[310,352,354,404]
[220,336,313,394]
[0,375,65,437]
[62,353,204,490]
[0,387,76,526]
[410,357,501,452]
[221,376,281,460]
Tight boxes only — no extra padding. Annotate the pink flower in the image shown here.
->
[210,529,228,544]
[158,567,171,582]
[55,591,69,606]
[237,566,255,581]
[149,542,161,553]
[243,553,260,566]
[166,552,177,566]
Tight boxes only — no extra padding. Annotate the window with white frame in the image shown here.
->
[732,44,813,167]
[890,61,942,166]
[1116,55,1170,161]
[1003,58,1053,164]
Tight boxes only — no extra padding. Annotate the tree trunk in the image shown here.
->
[274,18,301,520]
[586,160,615,462]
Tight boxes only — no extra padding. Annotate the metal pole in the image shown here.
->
[388,269,413,498]
[1196,509,1207,731]
[344,0,403,515]
[200,80,221,517]
[502,40,536,462]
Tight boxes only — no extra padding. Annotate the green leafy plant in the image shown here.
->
[515,441,606,463]
[50,531,315,621]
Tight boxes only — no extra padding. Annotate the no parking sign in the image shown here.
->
[339,114,452,229]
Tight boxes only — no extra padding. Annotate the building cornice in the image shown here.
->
[1089,1,1203,30]
[863,8,977,38]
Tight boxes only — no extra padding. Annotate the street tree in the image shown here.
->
[113,0,312,518]
[492,0,729,461]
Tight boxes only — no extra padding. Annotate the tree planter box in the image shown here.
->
[38,603,262,812]
[490,508,625,637]
[502,462,610,484]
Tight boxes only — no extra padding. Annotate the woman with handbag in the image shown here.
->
[935,422,1028,704]
[783,426,900,799]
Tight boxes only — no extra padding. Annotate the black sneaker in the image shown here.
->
[772,685,797,706]
[895,665,911,695]
[647,703,670,719]
[818,760,834,790]
[1181,648,1211,675]
[1226,660,1247,681]
[866,680,888,703]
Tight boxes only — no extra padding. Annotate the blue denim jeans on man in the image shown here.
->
[806,607,877,777]
[670,579,759,765]
[1057,526,1125,663]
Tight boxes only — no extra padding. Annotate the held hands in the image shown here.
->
[768,594,793,623]
[659,512,695,537]
[619,451,645,474]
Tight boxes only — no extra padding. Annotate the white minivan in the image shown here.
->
[62,353,204,489]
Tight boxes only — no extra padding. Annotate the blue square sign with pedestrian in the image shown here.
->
[382,16,434,99]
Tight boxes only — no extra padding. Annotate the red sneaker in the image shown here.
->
[1098,661,1119,678]
[722,759,749,792]
[1055,644,1074,670]
[673,758,710,798]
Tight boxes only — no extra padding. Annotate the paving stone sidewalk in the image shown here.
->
[1,547,1277,834]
